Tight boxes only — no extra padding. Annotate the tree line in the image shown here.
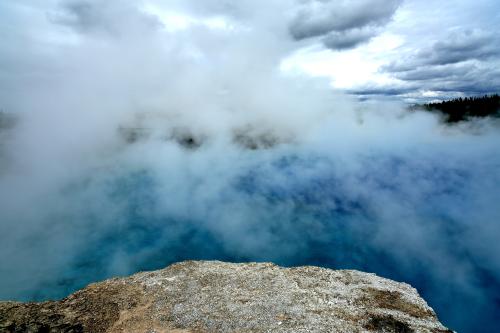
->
[421,94,500,123]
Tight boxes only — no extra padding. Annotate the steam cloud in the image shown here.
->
[0,1,499,333]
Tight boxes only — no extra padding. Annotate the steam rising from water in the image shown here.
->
[1,2,499,332]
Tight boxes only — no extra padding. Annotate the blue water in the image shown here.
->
[3,152,500,333]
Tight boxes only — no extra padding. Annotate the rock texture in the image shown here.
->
[0,261,452,333]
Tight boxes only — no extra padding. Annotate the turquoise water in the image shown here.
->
[1,151,499,333]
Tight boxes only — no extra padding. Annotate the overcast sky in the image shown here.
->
[1,0,500,104]
[284,0,500,102]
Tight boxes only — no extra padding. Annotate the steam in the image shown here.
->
[0,1,499,333]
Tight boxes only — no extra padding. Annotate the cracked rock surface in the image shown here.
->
[0,261,452,333]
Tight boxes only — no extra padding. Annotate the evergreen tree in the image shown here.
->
[422,94,500,123]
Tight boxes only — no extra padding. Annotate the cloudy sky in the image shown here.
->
[285,0,500,102]
[1,0,500,104]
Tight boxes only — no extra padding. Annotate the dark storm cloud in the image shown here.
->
[429,30,499,65]
[358,64,500,100]
[351,62,500,99]
[375,29,500,99]
[347,85,417,97]
[401,63,500,94]
[322,28,377,50]
[392,63,476,82]
[385,30,499,72]
[289,0,402,50]
[413,67,500,96]
[289,0,401,39]
[429,75,500,95]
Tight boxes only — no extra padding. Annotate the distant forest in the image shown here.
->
[420,94,500,123]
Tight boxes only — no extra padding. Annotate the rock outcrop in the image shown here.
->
[0,261,452,333]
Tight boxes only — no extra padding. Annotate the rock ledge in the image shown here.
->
[0,260,452,332]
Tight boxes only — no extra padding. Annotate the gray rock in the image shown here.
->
[0,261,452,333]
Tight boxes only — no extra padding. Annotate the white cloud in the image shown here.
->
[281,32,404,90]
[142,3,236,32]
